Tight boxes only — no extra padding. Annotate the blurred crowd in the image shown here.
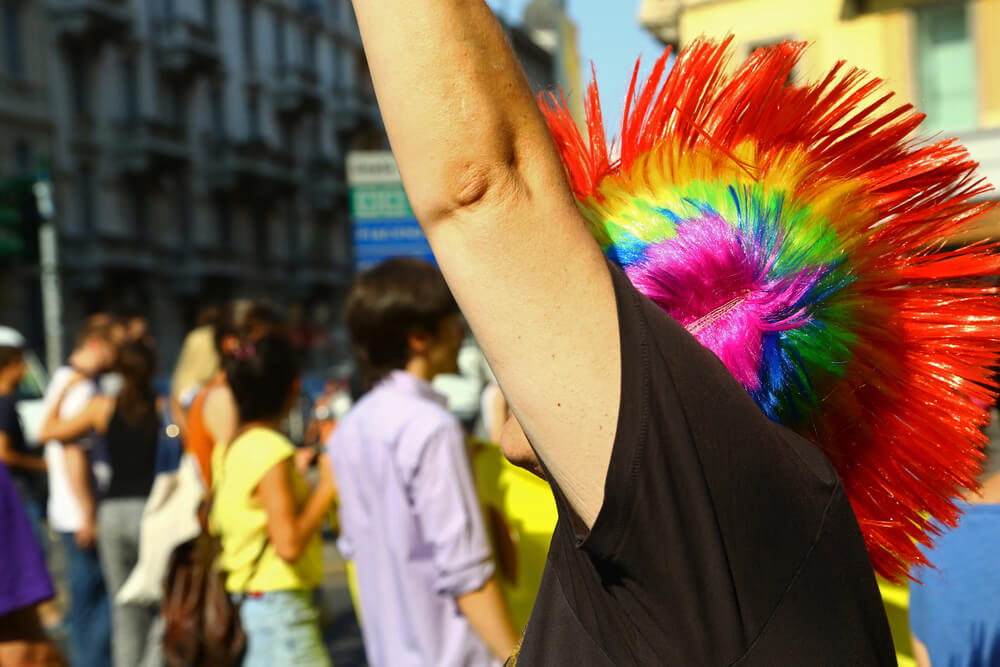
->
[0,257,520,667]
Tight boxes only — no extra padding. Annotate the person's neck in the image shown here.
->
[235,418,283,439]
[0,376,16,395]
[404,357,435,383]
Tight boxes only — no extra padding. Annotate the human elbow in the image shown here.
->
[273,536,303,563]
[421,153,524,224]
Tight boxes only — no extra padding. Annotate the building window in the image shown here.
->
[274,15,286,69]
[247,93,260,139]
[331,45,340,87]
[917,3,977,133]
[210,84,225,139]
[13,141,31,176]
[203,0,217,29]
[122,58,139,122]
[305,30,317,70]
[253,210,269,263]
[279,120,294,153]
[166,83,186,128]
[161,0,175,19]
[287,202,300,260]
[176,179,192,244]
[215,197,231,247]
[241,2,255,70]
[68,54,90,114]
[78,163,96,233]
[2,2,23,79]
[131,184,148,240]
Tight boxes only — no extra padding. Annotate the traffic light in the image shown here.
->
[0,176,37,262]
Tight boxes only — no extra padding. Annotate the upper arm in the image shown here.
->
[203,388,236,446]
[423,160,620,530]
[0,431,11,458]
[353,0,620,528]
[255,459,300,562]
[41,397,106,443]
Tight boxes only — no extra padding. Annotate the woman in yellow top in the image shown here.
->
[210,332,336,667]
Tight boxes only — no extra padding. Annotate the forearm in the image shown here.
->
[0,448,46,471]
[291,486,337,553]
[352,0,558,223]
[456,576,518,661]
[63,446,95,519]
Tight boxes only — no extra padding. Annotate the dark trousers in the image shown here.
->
[59,532,111,667]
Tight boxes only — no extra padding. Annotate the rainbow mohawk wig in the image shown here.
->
[542,37,1000,581]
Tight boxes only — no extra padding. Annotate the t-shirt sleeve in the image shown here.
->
[407,420,495,597]
[230,431,295,495]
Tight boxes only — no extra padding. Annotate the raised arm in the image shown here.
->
[38,396,111,443]
[351,0,620,528]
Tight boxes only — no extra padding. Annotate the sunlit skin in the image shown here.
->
[499,414,545,480]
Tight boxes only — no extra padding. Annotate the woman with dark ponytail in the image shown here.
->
[39,341,162,667]
[209,331,336,666]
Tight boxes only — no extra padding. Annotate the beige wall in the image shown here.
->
[678,0,916,105]
[975,0,1000,127]
[677,0,998,130]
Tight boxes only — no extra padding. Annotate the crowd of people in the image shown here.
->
[0,275,525,667]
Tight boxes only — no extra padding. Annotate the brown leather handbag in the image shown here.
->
[161,504,269,667]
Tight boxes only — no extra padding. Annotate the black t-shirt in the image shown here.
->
[0,394,45,503]
[104,407,158,500]
[512,264,895,666]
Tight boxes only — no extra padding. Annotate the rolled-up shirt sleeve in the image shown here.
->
[409,422,495,597]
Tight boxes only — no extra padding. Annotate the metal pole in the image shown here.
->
[33,177,62,374]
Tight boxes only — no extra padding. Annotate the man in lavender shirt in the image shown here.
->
[329,258,518,666]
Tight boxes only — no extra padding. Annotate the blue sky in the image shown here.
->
[489,0,667,136]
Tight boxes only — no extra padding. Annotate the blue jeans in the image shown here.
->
[236,590,330,667]
[60,532,111,667]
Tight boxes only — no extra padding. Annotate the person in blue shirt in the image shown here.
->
[910,415,1000,667]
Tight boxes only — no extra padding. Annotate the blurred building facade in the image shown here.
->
[639,0,1000,238]
[0,0,384,367]
[522,0,585,124]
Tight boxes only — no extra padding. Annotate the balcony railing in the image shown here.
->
[304,156,347,212]
[48,0,132,45]
[203,138,298,198]
[153,17,220,79]
[274,64,322,116]
[111,118,190,177]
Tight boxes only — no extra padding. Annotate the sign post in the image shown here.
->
[346,151,434,272]
[33,162,62,374]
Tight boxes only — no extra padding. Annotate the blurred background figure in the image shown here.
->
[168,323,220,473]
[40,340,161,667]
[908,408,1000,667]
[211,330,336,667]
[39,320,115,667]
[0,459,64,667]
[331,258,517,666]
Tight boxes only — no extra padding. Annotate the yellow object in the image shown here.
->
[210,428,323,592]
[342,440,558,633]
[878,578,915,667]
[469,439,558,632]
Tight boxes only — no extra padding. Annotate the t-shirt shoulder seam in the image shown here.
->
[727,481,843,666]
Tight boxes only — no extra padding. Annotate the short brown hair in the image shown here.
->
[76,317,114,348]
[0,346,22,369]
[345,258,458,387]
